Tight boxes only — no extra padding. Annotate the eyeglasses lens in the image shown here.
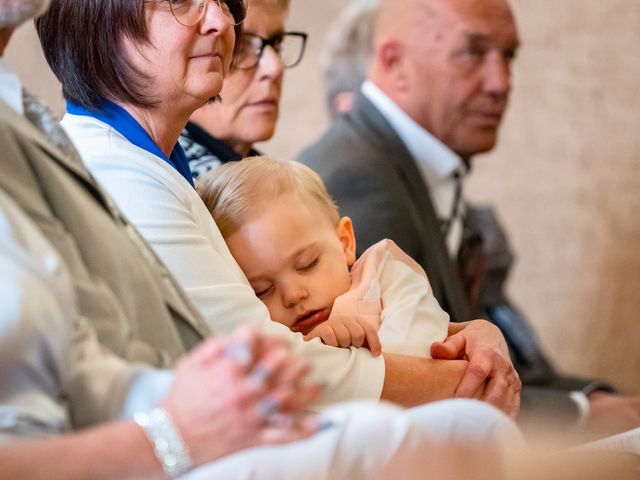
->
[234,33,306,70]
[170,0,249,27]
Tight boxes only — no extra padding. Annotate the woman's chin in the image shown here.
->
[188,78,225,106]
[244,122,278,145]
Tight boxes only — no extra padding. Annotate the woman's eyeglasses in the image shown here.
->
[167,0,249,27]
[234,32,308,70]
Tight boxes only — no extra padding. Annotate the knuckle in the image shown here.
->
[468,362,490,379]
[226,396,249,418]
[228,390,247,407]
[322,331,338,346]
[352,331,365,345]
[478,343,498,357]
[488,395,509,409]
[513,374,522,391]
[479,319,498,332]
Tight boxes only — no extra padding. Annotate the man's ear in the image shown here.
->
[336,216,357,267]
[377,40,409,91]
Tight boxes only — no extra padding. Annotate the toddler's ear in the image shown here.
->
[337,216,357,266]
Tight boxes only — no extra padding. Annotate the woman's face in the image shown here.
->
[124,1,236,111]
[190,1,286,155]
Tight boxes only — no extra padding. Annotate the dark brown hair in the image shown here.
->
[36,0,244,111]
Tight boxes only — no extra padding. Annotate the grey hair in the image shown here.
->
[320,0,379,117]
[0,0,50,28]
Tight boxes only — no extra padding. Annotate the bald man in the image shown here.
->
[300,0,640,433]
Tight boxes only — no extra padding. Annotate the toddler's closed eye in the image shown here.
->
[297,257,319,272]
[254,284,274,298]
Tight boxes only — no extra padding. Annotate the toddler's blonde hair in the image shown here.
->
[198,156,340,238]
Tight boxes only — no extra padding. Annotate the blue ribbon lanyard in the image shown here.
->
[67,99,195,188]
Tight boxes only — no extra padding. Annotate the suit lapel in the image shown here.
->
[0,100,118,216]
[349,93,469,322]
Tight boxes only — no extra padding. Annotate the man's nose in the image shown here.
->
[483,52,512,99]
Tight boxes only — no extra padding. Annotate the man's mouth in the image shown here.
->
[467,106,505,128]
[469,112,503,127]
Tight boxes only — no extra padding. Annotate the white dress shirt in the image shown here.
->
[362,80,467,255]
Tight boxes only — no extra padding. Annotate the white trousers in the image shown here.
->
[184,399,523,480]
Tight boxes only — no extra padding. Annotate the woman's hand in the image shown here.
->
[161,327,321,467]
[431,320,521,418]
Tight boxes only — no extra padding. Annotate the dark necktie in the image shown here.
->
[440,169,463,239]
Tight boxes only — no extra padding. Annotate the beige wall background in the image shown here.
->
[7,0,639,393]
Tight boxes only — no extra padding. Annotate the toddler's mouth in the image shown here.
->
[292,308,329,335]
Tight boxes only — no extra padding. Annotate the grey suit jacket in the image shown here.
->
[0,99,210,368]
[299,92,594,424]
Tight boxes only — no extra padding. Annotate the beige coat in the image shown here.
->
[0,99,211,368]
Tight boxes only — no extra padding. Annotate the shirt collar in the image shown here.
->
[0,57,24,115]
[361,80,463,183]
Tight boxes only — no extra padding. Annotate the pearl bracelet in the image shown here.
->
[134,407,192,479]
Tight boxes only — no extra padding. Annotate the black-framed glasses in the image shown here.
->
[234,31,308,70]
[167,0,249,27]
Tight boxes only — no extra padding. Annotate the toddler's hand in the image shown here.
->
[304,316,382,356]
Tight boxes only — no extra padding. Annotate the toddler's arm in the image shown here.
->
[374,239,450,357]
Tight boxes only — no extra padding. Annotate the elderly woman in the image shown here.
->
[179,0,306,178]
[36,0,520,415]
